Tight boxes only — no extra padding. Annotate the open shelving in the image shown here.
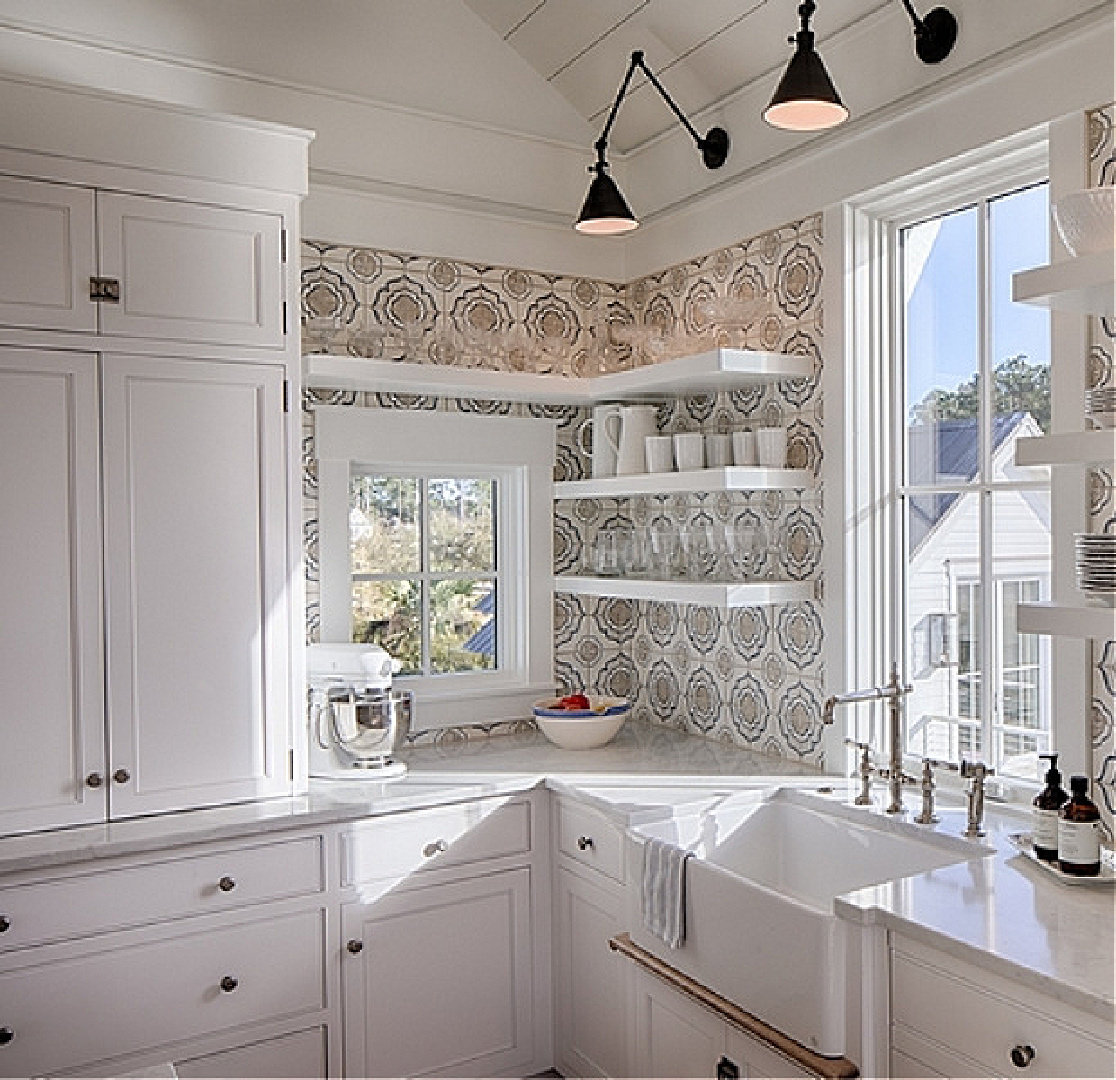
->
[554,465,814,500]
[1014,430,1115,467]
[554,574,812,607]
[1012,250,1115,316]
[1018,601,1116,641]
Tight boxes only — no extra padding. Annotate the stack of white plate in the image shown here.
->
[1085,387,1116,429]
[1075,533,1116,605]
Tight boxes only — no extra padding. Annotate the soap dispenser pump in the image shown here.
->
[1058,776,1103,877]
[1032,752,1068,862]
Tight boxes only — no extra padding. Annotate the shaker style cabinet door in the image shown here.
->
[101,354,291,818]
[0,348,106,833]
[0,176,97,332]
[96,194,285,347]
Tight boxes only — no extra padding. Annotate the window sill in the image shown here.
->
[402,680,554,732]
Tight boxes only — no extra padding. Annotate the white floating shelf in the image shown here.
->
[1014,430,1115,467]
[1012,252,1115,315]
[554,574,813,607]
[304,348,813,405]
[1018,602,1115,641]
[555,465,814,500]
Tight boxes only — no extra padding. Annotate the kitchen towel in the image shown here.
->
[641,836,691,949]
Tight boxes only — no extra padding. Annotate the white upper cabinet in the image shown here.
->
[101,354,291,817]
[96,194,286,348]
[0,177,97,332]
[0,348,106,833]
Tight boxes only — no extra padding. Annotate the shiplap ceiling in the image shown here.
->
[463,0,886,153]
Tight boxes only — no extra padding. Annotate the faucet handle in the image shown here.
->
[925,757,959,773]
[960,760,994,780]
[844,738,871,752]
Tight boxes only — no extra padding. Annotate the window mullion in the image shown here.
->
[419,478,431,677]
[977,196,997,769]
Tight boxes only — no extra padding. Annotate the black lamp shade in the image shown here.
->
[575,166,639,235]
[764,40,848,132]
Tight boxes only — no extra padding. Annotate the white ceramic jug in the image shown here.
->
[577,404,623,478]
[615,405,659,475]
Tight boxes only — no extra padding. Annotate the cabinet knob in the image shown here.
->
[112,768,131,784]
[0,1028,13,1046]
[85,772,104,788]
[0,916,9,934]
[219,975,239,994]
[217,876,236,893]
[1010,1044,1035,1068]
[346,938,364,955]
[577,835,595,851]
[422,839,449,858]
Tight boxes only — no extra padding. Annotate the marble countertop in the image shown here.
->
[0,722,1111,1021]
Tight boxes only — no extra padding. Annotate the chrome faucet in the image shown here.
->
[960,760,995,837]
[823,663,914,814]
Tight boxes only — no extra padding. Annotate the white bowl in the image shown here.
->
[534,705,628,750]
[1052,188,1116,256]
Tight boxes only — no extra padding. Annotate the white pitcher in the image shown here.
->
[615,405,659,475]
[577,403,623,478]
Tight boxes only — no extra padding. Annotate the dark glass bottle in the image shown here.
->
[1057,776,1102,877]
[1032,753,1068,862]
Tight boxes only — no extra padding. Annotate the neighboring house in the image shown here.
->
[905,412,1052,768]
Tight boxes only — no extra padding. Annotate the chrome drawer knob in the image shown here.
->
[85,772,104,788]
[346,938,364,955]
[1010,1044,1035,1068]
[112,768,131,784]
[217,876,236,893]
[0,1028,13,1046]
[219,975,239,993]
[0,916,9,933]
[577,836,595,851]
[422,839,449,858]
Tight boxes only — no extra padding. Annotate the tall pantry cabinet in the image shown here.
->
[0,78,311,835]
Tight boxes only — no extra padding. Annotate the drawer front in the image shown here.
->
[0,908,325,1079]
[341,797,532,886]
[891,945,1115,1079]
[175,1025,327,1079]
[555,799,625,883]
[0,836,323,952]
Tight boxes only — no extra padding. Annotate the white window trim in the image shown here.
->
[315,405,555,731]
[822,122,1091,797]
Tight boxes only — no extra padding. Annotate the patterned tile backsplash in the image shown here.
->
[301,214,828,763]
[1087,104,1115,827]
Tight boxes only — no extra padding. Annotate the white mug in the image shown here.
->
[576,404,623,478]
[645,435,675,473]
[732,429,757,466]
[615,405,659,475]
[705,433,732,468]
[756,426,788,468]
[673,432,705,471]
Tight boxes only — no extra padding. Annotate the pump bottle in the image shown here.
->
[1058,776,1103,877]
[1032,753,1068,862]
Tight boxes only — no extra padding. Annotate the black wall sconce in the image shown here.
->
[575,49,729,235]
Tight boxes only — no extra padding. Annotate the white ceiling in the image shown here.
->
[463,0,888,152]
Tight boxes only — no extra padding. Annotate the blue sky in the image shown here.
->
[905,183,1051,410]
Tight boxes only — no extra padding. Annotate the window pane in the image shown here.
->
[904,207,981,487]
[992,489,1051,780]
[350,475,420,574]
[904,491,983,763]
[430,577,496,674]
[428,478,495,573]
[352,579,421,674]
[990,184,1052,442]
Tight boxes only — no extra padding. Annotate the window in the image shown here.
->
[316,406,554,730]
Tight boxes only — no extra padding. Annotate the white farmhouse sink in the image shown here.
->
[628,787,989,1058]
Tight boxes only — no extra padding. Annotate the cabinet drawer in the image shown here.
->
[341,797,532,886]
[891,940,1115,1079]
[0,836,323,951]
[175,1025,327,1079]
[0,908,325,1079]
[555,799,625,883]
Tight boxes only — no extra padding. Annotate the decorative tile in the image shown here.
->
[729,672,769,743]
[685,665,722,734]
[777,680,825,758]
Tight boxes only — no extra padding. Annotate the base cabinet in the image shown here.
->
[174,1025,328,1079]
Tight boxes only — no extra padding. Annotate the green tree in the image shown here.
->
[910,354,1050,432]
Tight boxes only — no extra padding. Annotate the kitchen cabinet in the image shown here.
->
[173,1025,328,1079]
[338,793,551,1079]
[552,797,628,1078]
[890,934,1116,1079]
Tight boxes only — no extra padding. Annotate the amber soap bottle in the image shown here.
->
[1057,776,1102,877]
[1032,752,1068,862]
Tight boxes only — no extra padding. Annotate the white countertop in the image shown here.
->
[0,722,1111,1022]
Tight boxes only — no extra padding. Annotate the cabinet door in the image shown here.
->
[96,194,284,347]
[0,176,97,331]
[342,868,538,1078]
[724,1024,815,1079]
[631,966,725,1079]
[553,866,626,1078]
[0,347,105,833]
[102,354,291,818]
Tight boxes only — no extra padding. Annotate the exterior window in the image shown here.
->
[349,472,498,675]
[898,182,1052,780]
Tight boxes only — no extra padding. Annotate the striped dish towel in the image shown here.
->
[641,836,692,949]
